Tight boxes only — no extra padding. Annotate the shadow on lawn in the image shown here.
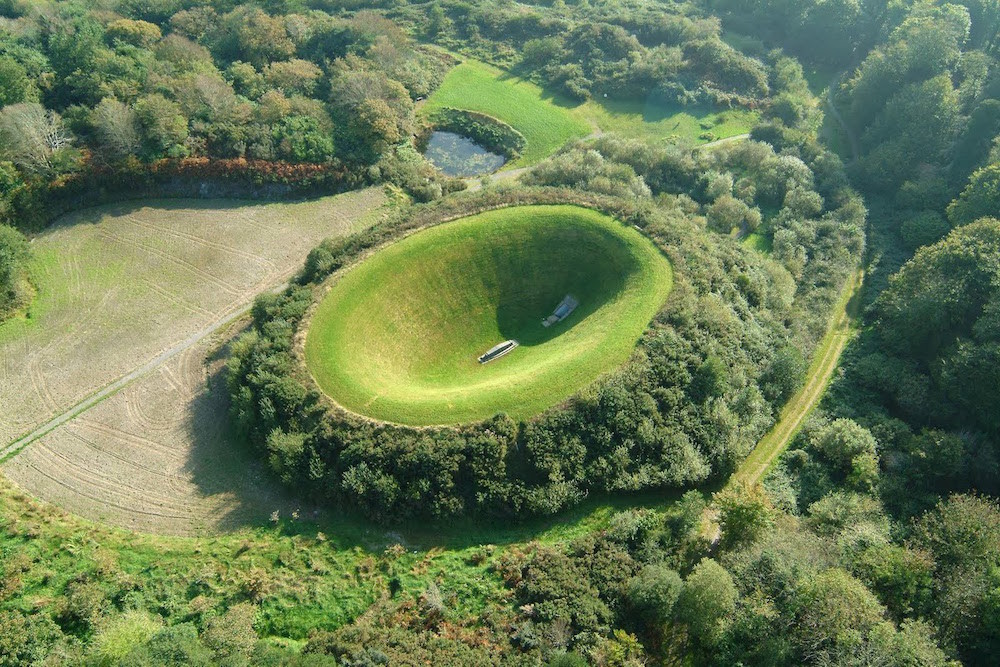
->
[46,197,274,232]
[493,225,641,347]
[180,336,317,535]
[493,65,728,128]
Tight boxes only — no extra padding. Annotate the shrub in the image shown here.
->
[0,224,29,318]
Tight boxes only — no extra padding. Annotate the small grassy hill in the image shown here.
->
[305,205,672,425]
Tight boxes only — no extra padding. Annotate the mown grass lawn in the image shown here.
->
[743,231,773,253]
[305,205,673,426]
[421,58,758,167]
[421,60,592,167]
[575,97,757,145]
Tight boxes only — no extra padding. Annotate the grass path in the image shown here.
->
[721,68,865,491]
[826,71,860,163]
[726,268,863,490]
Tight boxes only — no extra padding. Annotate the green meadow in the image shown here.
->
[421,59,758,168]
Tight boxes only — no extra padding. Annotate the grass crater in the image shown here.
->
[304,205,672,426]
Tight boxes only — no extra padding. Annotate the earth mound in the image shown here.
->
[304,205,673,425]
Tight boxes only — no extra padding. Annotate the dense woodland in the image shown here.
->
[2,0,1000,665]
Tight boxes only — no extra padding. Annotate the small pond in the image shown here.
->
[423,131,507,177]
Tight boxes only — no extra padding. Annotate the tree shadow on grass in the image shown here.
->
[38,197,293,236]
[179,335,323,535]
[492,223,641,347]
[181,308,710,553]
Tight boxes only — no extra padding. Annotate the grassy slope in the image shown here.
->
[421,61,592,166]
[421,59,758,167]
[305,205,673,425]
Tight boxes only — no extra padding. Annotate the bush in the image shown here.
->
[626,564,683,628]
[0,223,29,318]
[900,210,949,250]
[89,611,162,666]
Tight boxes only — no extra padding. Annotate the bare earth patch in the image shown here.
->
[0,188,388,535]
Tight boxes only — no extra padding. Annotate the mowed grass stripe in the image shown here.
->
[305,205,673,425]
[421,60,592,167]
[727,267,864,489]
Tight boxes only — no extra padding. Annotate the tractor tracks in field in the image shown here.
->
[0,292,275,463]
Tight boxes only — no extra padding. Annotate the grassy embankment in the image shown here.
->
[305,205,673,425]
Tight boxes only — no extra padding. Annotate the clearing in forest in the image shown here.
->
[304,205,673,426]
[421,60,592,166]
[422,59,758,166]
[0,188,388,534]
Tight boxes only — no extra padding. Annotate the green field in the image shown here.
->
[743,231,773,253]
[576,97,757,145]
[421,60,592,166]
[421,59,758,167]
[305,205,673,425]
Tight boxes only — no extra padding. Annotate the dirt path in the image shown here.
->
[826,72,860,163]
[698,133,751,151]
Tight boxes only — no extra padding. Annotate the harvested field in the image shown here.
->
[0,188,388,534]
[2,332,297,535]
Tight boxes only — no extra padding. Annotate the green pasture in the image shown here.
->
[421,59,758,167]
[420,60,592,166]
[743,231,773,253]
[576,97,757,145]
[305,205,673,426]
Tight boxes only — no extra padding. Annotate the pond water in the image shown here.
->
[423,131,507,177]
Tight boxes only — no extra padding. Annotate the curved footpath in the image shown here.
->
[718,70,865,494]
[726,268,863,490]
